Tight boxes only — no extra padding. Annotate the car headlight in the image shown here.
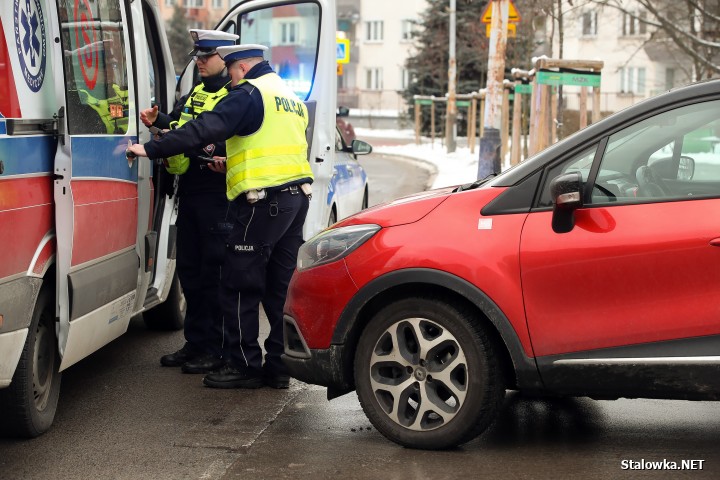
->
[297,224,381,271]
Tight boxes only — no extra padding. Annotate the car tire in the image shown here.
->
[0,286,61,438]
[143,270,186,331]
[361,188,369,210]
[354,296,504,449]
[328,207,337,228]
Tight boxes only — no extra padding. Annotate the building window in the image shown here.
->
[400,68,410,89]
[184,0,204,7]
[622,11,647,36]
[619,67,646,94]
[212,0,223,8]
[365,21,384,42]
[366,68,383,90]
[665,68,676,90]
[401,19,416,41]
[165,0,176,6]
[581,11,597,36]
[280,22,299,45]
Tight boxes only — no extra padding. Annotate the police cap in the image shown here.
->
[216,44,269,67]
[188,29,239,57]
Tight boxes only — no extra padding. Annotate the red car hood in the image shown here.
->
[336,187,455,228]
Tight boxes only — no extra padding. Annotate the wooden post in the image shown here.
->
[501,83,510,166]
[592,83,602,124]
[511,83,522,165]
[414,99,421,145]
[479,93,486,138]
[430,97,436,147]
[469,94,477,154]
[579,86,588,129]
[550,87,558,144]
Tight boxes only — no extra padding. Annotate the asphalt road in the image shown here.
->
[3,153,720,479]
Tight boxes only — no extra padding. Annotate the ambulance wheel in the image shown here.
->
[144,271,186,331]
[0,286,62,438]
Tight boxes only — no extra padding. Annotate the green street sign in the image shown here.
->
[536,70,601,87]
[515,84,532,94]
[415,99,433,105]
[456,100,470,107]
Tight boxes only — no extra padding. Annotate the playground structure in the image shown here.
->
[413,57,604,167]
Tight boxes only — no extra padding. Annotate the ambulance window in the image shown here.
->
[58,0,130,135]
[236,3,320,100]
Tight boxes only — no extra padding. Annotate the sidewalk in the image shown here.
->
[354,127,484,189]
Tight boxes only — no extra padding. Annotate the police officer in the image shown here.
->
[128,44,313,389]
[141,30,238,374]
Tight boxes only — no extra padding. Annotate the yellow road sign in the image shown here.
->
[336,38,350,64]
[481,0,520,23]
[337,64,343,75]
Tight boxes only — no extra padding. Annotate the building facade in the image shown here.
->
[543,0,692,112]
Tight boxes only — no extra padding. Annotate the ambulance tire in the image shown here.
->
[0,286,61,438]
[143,271,186,331]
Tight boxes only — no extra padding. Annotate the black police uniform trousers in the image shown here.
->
[176,191,228,358]
[220,187,309,374]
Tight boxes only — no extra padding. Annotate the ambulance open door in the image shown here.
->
[50,0,141,369]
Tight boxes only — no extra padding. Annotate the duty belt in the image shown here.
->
[245,183,312,204]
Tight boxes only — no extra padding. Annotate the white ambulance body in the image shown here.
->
[0,0,180,437]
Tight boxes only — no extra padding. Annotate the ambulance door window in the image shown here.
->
[58,0,130,135]
[235,3,320,100]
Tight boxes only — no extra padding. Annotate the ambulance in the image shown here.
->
[0,0,181,437]
[1,0,367,437]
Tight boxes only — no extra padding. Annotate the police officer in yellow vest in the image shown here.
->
[128,44,313,389]
[139,30,238,374]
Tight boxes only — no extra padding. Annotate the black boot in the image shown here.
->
[263,367,290,389]
[202,364,264,389]
[160,344,201,367]
[181,354,225,374]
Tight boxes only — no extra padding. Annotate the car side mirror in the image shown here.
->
[550,171,583,234]
[677,156,694,181]
[351,139,372,155]
[337,106,350,117]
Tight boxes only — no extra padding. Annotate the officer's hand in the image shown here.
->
[140,105,159,127]
[207,156,227,174]
[127,144,148,158]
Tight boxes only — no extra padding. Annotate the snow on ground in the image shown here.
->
[355,127,512,189]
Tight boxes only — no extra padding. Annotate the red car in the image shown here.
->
[283,79,720,449]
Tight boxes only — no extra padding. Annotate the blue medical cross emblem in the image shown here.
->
[21,0,41,68]
[14,0,46,92]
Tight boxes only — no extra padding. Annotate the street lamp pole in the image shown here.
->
[445,0,457,153]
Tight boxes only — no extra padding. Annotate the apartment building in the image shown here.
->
[157,0,238,29]
[349,0,428,113]
[545,0,692,112]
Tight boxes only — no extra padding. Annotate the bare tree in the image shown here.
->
[592,0,720,79]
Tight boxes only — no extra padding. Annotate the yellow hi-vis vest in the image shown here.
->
[165,82,229,174]
[225,73,313,200]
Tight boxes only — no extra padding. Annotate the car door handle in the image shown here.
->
[710,238,720,247]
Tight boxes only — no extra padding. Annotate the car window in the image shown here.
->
[335,127,346,152]
[592,100,720,205]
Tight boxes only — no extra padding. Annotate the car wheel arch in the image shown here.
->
[334,268,543,392]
